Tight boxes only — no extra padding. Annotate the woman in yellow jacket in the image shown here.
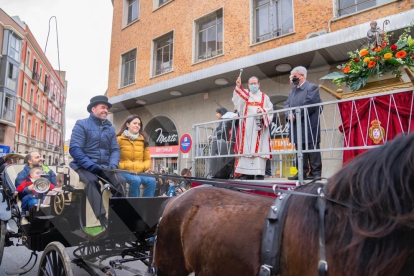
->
[117,115,156,197]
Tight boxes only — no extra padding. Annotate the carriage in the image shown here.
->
[1,130,413,276]
[0,164,170,275]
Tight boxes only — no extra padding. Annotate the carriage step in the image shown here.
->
[5,267,32,275]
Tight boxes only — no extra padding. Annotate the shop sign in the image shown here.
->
[271,138,294,151]
[155,128,178,144]
[270,122,289,136]
[0,145,10,157]
[149,145,179,156]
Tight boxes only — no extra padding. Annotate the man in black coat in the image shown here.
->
[284,66,322,180]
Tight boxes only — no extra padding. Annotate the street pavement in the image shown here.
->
[1,240,148,276]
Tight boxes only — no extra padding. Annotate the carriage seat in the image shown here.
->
[3,164,109,228]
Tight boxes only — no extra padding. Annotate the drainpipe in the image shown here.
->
[328,0,338,32]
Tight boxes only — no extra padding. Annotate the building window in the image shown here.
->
[127,0,139,24]
[154,0,172,9]
[338,0,391,16]
[9,35,21,62]
[30,88,34,104]
[34,122,38,139]
[153,32,174,76]
[120,49,137,87]
[23,81,28,101]
[2,94,15,122]
[253,0,293,43]
[26,49,31,65]
[20,114,25,134]
[27,118,32,137]
[6,62,18,91]
[46,127,50,143]
[7,63,18,80]
[195,9,223,62]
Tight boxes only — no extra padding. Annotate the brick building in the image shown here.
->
[107,0,414,175]
[0,9,25,156]
[0,9,66,164]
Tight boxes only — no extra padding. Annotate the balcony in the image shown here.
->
[40,114,47,122]
[56,123,61,130]
[43,85,49,96]
[51,94,55,101]
[46,119,53,126]
[31,72,39,85]
[28,105,36,115]
[30,138,36,146]
[17,135,29,145]
[41,141,47,148]
[33,103,38,111]
[54,146,60,152]
[48,144,53,150]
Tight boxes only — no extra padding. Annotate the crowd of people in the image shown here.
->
[6,65,322,229]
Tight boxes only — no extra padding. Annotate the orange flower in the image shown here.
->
[368,61,376,68]
[363,57,371,63]
[343,66,351,74]
[359,49,369,57]
[395,50,407,59]
[384,53,393,60]
[374,46,382,52]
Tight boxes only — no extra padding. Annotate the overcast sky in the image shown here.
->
[0,0,113,140]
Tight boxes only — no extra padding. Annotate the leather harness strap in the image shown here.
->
[258,193,292,276]
[317,188,328,276]
[259,185,328,276]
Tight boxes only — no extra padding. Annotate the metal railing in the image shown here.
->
[191,88,414,183]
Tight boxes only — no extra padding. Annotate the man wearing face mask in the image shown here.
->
[232,76,273,180]
[284,66,322,180]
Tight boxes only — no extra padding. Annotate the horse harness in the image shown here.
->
[258,185,328,276]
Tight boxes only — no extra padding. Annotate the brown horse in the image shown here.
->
[154,133,414,276]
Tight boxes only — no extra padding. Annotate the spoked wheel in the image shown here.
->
[0,220,6,265]
[37,242,74,276]
[53,192,65,215]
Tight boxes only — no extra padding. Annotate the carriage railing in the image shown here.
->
[191,88,414,181]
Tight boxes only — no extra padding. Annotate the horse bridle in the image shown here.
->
[259,183,328,276]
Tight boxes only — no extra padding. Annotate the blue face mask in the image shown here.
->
[249,84,259,93]
[169,182,174,187]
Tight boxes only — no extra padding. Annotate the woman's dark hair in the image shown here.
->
[117,114,149,147]
[216,107,227,116]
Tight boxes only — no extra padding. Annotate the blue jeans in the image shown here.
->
[21,194,42,214]
[121,173,156,197]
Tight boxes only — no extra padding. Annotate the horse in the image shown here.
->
[154,132,414,276]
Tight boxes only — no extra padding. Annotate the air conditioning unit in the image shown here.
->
[306,30,327,39]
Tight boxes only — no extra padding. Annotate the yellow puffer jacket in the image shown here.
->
[117,133,151,173]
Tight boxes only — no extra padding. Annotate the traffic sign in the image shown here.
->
[180,134,192,154]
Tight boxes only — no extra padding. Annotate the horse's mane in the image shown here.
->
[325,132,414,275]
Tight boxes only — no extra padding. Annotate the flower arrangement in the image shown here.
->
[322,25,414,91]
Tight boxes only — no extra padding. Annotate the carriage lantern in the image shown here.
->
[33,176,50,211]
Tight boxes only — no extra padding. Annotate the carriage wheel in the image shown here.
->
[0,220,6,265]
[37,242,74,276]
[53,192,65,215]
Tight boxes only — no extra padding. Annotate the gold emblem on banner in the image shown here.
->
[369,119,385,144]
